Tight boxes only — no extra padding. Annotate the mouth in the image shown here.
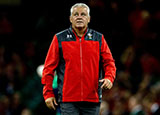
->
[76,20,83,24]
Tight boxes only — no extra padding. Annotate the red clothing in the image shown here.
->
[41,27,116,102]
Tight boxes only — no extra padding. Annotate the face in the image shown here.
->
[70,6,90,29]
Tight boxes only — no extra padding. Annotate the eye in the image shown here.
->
[74,12,79,16]
[81,13,86,16]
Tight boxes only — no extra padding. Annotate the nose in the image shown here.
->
[76,14,83,19]
[76,17,83,20]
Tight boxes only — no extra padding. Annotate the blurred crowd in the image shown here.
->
[0,0,160,115]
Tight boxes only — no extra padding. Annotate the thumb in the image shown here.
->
[53,98,58,106]
[99,79,104,82]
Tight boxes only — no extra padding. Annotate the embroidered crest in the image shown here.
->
[67,34,72,38]
[88,33,92,39]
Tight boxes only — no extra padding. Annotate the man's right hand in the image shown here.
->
[45,97,58,110]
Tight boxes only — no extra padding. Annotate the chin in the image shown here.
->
[75,25,85,29]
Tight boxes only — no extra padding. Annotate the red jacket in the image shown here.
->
[41,27,116,102]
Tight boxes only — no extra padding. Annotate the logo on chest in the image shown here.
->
[88,33,92,39]
[67,34,72,39]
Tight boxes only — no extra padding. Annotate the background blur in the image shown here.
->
[0,0,160,115]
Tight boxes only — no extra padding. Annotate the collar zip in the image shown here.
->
[71,27,88,41]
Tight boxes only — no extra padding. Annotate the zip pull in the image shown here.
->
[79,38,81,42]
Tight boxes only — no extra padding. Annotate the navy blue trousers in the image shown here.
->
[60,102,100,115]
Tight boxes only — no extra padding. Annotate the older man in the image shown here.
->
[41,3,116,115]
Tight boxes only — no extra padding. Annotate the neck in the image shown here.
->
[72,26,87,37]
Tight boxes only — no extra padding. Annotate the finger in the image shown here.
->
[103,80,111,89]
[106,82,112,89]
[53,99,58,106]
[46,101,56,110]
[105,80,110,87]
[107,85,111,89]
[50,101,56,110]
[99,79,104,82]
[101,82,106,89]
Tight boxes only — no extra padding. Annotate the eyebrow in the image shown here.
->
[73,12,87,15]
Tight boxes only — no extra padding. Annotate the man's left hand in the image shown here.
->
[99,79,113,89]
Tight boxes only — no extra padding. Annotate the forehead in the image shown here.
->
[72,6,88,13]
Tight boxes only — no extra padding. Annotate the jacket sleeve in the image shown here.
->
[100,35,116,83]
[41,35,59,100]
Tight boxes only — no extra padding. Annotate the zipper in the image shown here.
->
[79,38,83,101]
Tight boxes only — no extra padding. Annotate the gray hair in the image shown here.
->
[70,3,90,16]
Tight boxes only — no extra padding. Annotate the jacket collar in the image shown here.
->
[69,26,89,38]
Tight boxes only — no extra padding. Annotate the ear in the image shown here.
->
[70,16,72,23]
[88,16,91,23]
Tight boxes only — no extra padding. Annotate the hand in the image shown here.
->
[99,79,113,89]
[45,97,58,110]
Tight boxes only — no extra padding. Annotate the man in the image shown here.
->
[41,3,116,115]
